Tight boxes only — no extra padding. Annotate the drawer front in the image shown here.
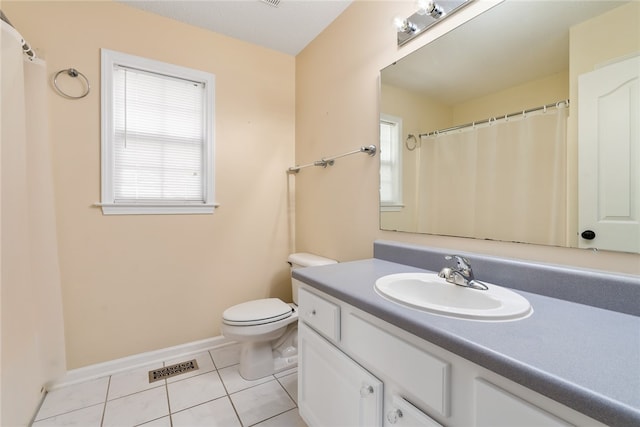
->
[343,313,450,417]
[298,287,340,342]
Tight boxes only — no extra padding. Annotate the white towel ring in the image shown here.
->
[54,68,90,99]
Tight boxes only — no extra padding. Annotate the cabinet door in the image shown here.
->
[298,322,383,427]
[474,379,572,427]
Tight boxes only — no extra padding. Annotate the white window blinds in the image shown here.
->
[113,66,205,202]
[379,116,403,208]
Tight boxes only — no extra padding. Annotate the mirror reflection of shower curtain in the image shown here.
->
[418,106,568,246]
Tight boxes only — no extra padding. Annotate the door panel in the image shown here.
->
[578,55,639,253]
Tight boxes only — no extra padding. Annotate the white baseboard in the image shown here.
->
[48,335,233,390]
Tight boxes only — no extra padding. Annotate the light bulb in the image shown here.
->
[416,0,434,15]
[393,15,417,34]
[393,15,409,32]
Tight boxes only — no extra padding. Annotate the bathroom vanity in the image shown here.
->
[295,241,640,427]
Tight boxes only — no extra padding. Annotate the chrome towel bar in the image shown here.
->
[288,145,376,174]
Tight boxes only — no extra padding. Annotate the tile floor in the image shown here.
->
[32,343,307,427]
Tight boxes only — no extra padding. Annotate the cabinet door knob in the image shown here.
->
[386,409,403,424]
[581,230,596,240]
[359,385,374,397]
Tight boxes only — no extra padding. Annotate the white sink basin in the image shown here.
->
[375,273,532,321]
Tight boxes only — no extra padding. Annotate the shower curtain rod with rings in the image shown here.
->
[287,145,377,173]
[1,10,36,59]
[405,99,570,150]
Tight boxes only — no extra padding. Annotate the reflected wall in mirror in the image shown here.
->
[379,0,639,253]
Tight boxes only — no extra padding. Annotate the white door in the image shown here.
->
[298,322,383,427]
[578,55,640,253]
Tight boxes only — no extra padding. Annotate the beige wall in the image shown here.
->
[452,70,569,125]
[295,0,639,274]
[4,1,296,369]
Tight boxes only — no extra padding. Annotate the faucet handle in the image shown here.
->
[445,254,471,270]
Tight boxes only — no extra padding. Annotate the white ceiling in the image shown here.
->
[117,0,352,56]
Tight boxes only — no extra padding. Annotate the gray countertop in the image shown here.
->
[293,258,640,427]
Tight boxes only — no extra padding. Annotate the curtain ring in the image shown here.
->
[54,68,91,99]
[405,134,418,151]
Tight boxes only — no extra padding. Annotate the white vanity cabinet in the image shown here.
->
[297,285,604,427]
[298,322,383,427]
[298,286,383,427]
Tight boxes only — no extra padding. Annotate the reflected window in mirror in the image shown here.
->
[380,114,404,212]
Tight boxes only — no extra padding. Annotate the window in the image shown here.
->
[379,114,403,211]
[100,49,215,214]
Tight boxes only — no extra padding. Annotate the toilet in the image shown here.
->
[221,253,337,380]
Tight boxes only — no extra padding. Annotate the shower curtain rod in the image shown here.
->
[287,145,377,174]
[418,99,569,138]
[1,10,36,59]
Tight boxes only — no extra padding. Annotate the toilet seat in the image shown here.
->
[223,298,293,326]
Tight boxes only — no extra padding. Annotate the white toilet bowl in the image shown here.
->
[222,298,298,380]
[221,253,337,380]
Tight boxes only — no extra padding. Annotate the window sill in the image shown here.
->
[95,202,219,215]
[381,204,404,212]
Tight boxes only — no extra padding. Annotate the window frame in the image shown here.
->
[379,113,404,212]
[100,49,216,215]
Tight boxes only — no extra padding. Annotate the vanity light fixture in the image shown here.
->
[396,0,471,46]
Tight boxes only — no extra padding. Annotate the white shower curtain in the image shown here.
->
[417,105,568,246]
[1,20,66,426]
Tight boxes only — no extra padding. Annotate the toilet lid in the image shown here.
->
[223,298,293,326]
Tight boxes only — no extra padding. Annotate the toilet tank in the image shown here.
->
[288,253,337,304]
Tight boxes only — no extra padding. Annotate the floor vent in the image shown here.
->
[148,359,199,383]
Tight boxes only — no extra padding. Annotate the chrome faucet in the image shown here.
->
[438,255,488,290]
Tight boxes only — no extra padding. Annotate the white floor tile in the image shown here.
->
[108,363,165,400]
[33,342,303,427]
[277,372,298,404]
[36,377,109,420]
[32,403,104,427]
[171,396,241,427]
[218,365,274,394]
[102,387,169,427]
[136,415,172,426]
[253,408,308,427]
[230,380,296,427]
[163,351,215,383]
[209,343,241,368]
[275,367,297,378]
[167,371,227,413]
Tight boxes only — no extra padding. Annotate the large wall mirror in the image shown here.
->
[380,0,639,254]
